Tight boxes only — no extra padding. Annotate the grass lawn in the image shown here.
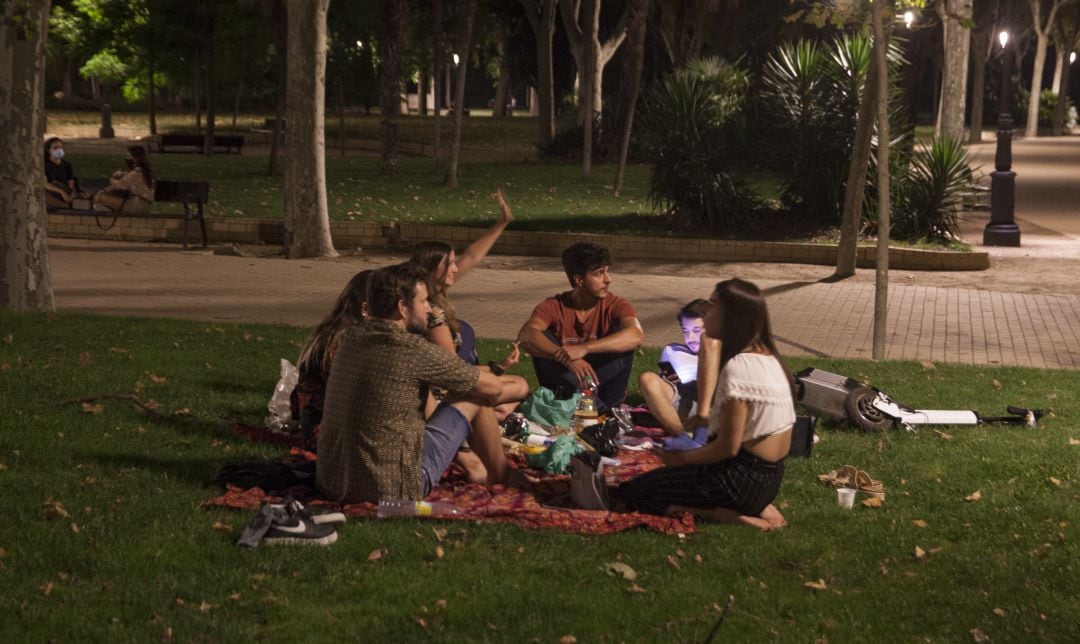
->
[1,311,1077,641]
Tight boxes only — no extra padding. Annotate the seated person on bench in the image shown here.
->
[93,146,155,215]
[44,137,78,208]
[637,299,721,443]
[316,264,531,504]
[517,242,644,411]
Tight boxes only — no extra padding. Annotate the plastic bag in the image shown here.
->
[519,387,580,429]
[265,358,299,433]
[524,434,584,475]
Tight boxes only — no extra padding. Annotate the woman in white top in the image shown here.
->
[618,278,795,530]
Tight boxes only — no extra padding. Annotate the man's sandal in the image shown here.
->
[818,465,858,489]
[855,470,885,500]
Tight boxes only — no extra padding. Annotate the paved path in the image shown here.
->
[50,238,1080,369]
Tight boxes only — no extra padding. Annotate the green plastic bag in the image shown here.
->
[519,387,580,428]
[524,435,584,475]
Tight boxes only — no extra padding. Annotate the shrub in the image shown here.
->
[891,134,973,242]
[638,57,762,232]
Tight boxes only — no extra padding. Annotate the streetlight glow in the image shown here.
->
[998,30,1009,49]
[355,40,363,49]
[452,53,460,66]
[904,10,915,28]
[1071,51,1077,64]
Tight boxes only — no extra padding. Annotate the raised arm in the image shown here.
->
[456,188,513,277]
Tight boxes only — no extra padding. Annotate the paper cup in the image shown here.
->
[837,487,856,509]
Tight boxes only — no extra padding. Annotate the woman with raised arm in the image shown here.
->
[410,189,520,482]
[614,278,795,530]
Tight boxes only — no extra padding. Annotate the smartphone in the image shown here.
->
[658,361,681,385]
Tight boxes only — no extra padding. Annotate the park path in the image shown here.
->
[48,238,1080,370]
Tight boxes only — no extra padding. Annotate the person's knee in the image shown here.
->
[447,399,481,421]
[638,372,663,395]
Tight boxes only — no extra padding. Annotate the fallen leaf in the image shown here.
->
[109,347,128,354]
[415,617,427,629]
[694,554,703,564]
[81,402,104,414]
[211,522,233,534]
[367,549,385,562]
[144,399,161,411]
[1030,543,1051,558]
[626,584,647,594]
[2,334,12,344]
[862,497,883,508]
[804,579,827,591]
[432,527,447,541]
[147,373,167,384]
[40,581,55,596]
[559,636,577,644]
[434,599,448,609]
[173,408,192,416]
[198,601,215,612]
[971,627,990,642]
[920,360,935,370]
[965,490,982,502]
[78,352,93,366]
[992,608,1005,617]
[933,429,954,441]
[41,500,70,520]
[675,548,687,558]
[1069,438,1080,446]
[1048,477,1061,488]
[914,546,926,560]
[434,545,445,559]
[992,379,1003,390]
[70,522,80,534]
[912,519,928,528]
[665,555,681,570]
[604,562,637,580]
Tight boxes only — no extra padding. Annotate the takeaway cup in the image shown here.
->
[837,487,856,509]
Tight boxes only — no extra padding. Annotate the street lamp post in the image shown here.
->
[984,31,1021,246]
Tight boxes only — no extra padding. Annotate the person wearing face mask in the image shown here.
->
[93,145,155,215]
[44,137,78,208]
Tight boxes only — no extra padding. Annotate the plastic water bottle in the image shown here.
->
[571,376,599,433]
[376,499,464,519]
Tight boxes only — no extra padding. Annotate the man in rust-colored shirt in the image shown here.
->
[317,264,529,504]
[517,242,644,410]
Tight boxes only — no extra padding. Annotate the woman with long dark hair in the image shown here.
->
[93,145,155,214]
[612,278,795,530]
[290,270,373,449]
[43,137,78,208]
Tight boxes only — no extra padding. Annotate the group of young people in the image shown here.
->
[44,137,156,214]
[291,192,796,530]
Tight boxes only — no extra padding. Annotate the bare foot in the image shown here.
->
[668,505,775,531]
[759,504,787,530]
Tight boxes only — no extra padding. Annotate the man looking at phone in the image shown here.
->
[517,242,644,411]
[637,299,719,440]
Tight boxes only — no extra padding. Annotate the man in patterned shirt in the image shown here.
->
[316,263,530,504]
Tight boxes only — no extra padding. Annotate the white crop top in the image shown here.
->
[708,353,796,441]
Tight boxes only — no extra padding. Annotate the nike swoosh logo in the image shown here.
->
[274,520,309,534]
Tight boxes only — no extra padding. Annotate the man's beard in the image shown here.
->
[405,316,429,336]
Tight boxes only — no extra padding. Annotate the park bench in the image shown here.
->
[155,133,244,154]
[48,180,210,249]
[250,118,285,143]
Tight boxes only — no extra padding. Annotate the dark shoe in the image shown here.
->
[569,452,610,511]
[268,496,346,526]
[261,502,338,546]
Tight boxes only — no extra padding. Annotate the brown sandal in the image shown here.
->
[818,465,858,489]
[854,469,885,500]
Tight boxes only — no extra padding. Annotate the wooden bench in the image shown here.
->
[155,134,244,154]
[48,180,210,249]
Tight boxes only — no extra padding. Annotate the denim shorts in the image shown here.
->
[420,403,472,495]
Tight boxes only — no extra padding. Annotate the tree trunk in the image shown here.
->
[1051,46,1065,94]
[1026,36,1049,137]
[338,78,346,156]
[613,0,649,196]
[968,28,989,144]
[231,81,241,133]
[193,48,202,133]
[202,6,217,156]
[560,0,629,125]
[148,59,158,135]
[445,0,478,188]
[1,0,55,311]
[268,0,287,176]
[379,0,406,175]
[283,0,336,259]
[432,0,444,168]
[937,0,972,141]
[521,0,558,144]
[835,49,879,279]
[1052,53,1071,134]
[872,0,893,361]
[493,37,512,117]
[579,0,598,179]
[418,68,428,115]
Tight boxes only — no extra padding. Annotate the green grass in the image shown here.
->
[1,311,1077,641]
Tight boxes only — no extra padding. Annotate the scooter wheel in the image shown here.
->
[844,386,894,433]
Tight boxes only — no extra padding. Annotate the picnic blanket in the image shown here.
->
[205,423,695,536]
